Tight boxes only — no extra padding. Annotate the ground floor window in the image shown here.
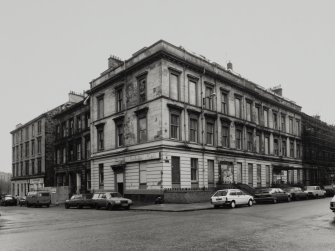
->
[171,156,180,188]
[257,164,261,187]
[235,163,242,183]
[208,160,214,188]
[219,162,234,184]
[139,163,147,189]
[248,164,253,187]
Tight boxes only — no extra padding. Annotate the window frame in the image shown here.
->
[169,68,181,101]
[189,113,199,143]
[137,72,148,104]
[97,94,104,120]
[170,110,181,140]
[187,75,198,106]
[115,85,124,112]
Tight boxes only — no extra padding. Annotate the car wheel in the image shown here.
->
[273,198,277,204]
[214,205,220,209]
[46,204,50,208]
[65,204,69,209]
[27,203,30,208]
[107,203,113,210]
[125,205,130,210]
[287,196,291,202]
[95,204,100,210]
[230,201,236,209]
[315,194,319,199]
[248,199,253,207]
[77,204,80,209]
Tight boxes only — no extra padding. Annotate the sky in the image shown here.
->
[1,0,335,173]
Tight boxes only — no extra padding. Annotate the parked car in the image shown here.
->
[324,184,335,197]
[330,196,335,213]
[303,186,326,198]
[283,187,308,201]
[0,195,17,206]
[65,194,94,209]
[26,191,51,207]
[18,196,27,206]
[93,192,133,210]
[254,188,291,204]
[211,189,254,209]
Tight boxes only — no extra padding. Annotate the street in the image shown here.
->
[0,198,334,251]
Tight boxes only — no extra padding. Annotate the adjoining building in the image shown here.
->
[10,93,82,197]
[88,40,303,199]
[53,92,91,196]
[302,113,335,185]
[0,171,12,194]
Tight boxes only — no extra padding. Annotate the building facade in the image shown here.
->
[88,40,303,197]
[53,93,91,196]
[302,113,335,185]
[0,171,12,194]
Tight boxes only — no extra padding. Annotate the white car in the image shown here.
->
[330,196,335,213]
[211,189,254,209]
[303,186,326,198]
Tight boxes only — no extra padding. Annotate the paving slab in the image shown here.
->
[131,202,213,212]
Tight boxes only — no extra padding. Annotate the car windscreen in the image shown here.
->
[40,193,50,196]
[110,193,122,198]
[92,194,100,199]
[214,191,228,196]
[255,189,271,194]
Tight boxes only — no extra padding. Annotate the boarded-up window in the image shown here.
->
[97,96,104,119]
[264,109,268,127]
[235,97,241,118]
[265,136,269,154]
[208,159,214,187]
[220,162,234,183]
[138,116,147,143]
[139,163,147,185]
[248,163,253,186]
[255,133,260,153]
[138,75,147,103]
[266,165,271,186]
[236,162,242,183]
[171,156,180,187]
[189,80,197,105]
[246,101,252,121]
[169,73,179,100]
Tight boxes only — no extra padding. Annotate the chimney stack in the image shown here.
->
[108,55,123,69]
[227,61,233,71]
[270,85,283,96]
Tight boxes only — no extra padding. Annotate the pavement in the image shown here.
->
[131,202,213,212]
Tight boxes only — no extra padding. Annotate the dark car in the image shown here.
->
[93,192,133,210]
[283,187,308,201]
[65,194,94,209]
[0,195,17,206]
[254,188,291,204]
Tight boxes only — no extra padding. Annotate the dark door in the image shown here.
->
[117,183,124,196]
[171,156,180,188]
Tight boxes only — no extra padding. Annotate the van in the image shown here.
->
[26,191,51,208]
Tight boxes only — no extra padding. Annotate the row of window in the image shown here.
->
[167,69,301,135]
[12,138,42,162]
[55,139,91,164]
[12,158,42,177]
[12,121,42,145]
[56,113,90,139]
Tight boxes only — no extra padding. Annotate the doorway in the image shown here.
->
[116,172,124,195]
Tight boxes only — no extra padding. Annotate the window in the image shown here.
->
[189,116,198,143]
[273,113,278,129]
[290,141,294,158]
[77,142,81,160]
[25,142,29,157]
[170,112,180,140]
[85,113,90,128]
[255,133,261,153]
[171,156,180,188]
[87,171,91,190]
[37,121,42,134]
[139,163,147,189]
[37,158,41,174]
[289,118,293,134]
[248,163,253,186]
[221,122,229,148]
[266,165,271,186]
[246,101,252,121]
[20,130,23,142]
[138,74,147,103]
[25,127,29,140]
[236,128,242,150]
[85,138,90,159]
[69,119,74,135]
[56,125,60,138]
[263,109,268,127]
[255,105,261,124]
[138,115,147,143]
[282,139,287,157]
[76,115,82,132]
[191,158,198,182]
[61,122,67,137]
[236,162,243,183]
[31,124,35,137]
[31,140,35,156]
[37,138,41,154]
[25,161,29,176]
[208,159,214,187]
[296,120,300,135]
[99,164,104,188]
[264,136,269,154]
[205,85,214,110]
[247,130,253,151]
[116,120,124,147]
[97,95,104,119]
[257,164,261,187]
[296,143,301,158]
[116,87,124,112]
[221,91,228,114]
[63,147,66,163]
[281,115,286,132]
[69,143,74,161]
[169,71,179,100]
[274,138,279,156]
[188,79,197,105]
[56,149,61,164]
[97,126,104,151]
[235,97,241,118]
[206,120,214,145]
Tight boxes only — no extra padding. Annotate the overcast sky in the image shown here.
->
[1,0,334,173]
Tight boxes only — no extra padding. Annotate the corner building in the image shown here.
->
[89,41,303,197]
